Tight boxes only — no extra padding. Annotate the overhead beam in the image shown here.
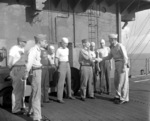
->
[137,2,150,11]
[105,0,118,6]
[96,0,104,4]
[69,0,82,10]
[120,0,135,13]
[52,0,61,8]
[127,1,140,13]
[81,0,95,11]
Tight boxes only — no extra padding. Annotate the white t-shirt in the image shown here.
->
[56,47,69,62]
[9,45,24,65]
[97,47,110,58]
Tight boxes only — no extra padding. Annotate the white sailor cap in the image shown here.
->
[108,34,118,39]
[91,42,95,47]
[49,45,55,50]
[100,39,105,44]
[61,37,69,43]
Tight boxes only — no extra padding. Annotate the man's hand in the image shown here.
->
[22,71,29,80]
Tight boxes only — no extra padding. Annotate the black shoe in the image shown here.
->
[88,96,96,99]
[80,97,85,101]
[114,99,121,104]
[110,97,120,101]
[27,112,33,117]
[68,96,76,100]
[106,92,110,95]
[13,111,25,115]
[21,108,28,113]
[57,100,65,104]
[119,100,128,104]
[43,100,51,103]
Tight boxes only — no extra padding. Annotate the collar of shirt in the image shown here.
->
[35,45,41,52]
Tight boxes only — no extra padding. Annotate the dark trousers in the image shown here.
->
[99,60,111,93]
[41,68,50,102]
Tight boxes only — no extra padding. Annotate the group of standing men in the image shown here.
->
[79,34,129,104]
[8,33,129,121]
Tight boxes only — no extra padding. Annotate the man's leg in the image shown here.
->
[80,66,88,99]
[31,70,42,121]
[88,67,94,98]
[57,63,66,101]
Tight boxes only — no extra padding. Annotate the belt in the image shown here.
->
[81,65,92,67]
[32,67,42,70]
[13,65,25,67]
[59,61,69,63]
[80,63,92,66]
[115,60,123,62]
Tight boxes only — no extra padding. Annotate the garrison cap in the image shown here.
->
[82,39,88,43]
[108,34,118,39]
[17,36,27,43]
[34,34,47,41]
[61,37,69,43]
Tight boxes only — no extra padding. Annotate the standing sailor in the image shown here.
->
[8,36,27,114]
[23,34,48,121]
[97,39,112,95]
[55,37,75,103]
[102,34,129,104]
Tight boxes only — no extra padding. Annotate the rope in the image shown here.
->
[128,13,150,53]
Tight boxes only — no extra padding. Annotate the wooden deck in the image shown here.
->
[0,78,150,121]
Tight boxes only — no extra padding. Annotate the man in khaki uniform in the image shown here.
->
[79,39,95,101]
[8,36,27,114]
[102,34,129,104]
[23,34,48,121]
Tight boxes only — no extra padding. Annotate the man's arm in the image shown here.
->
[8,56,14,69]
[120,44,128,72]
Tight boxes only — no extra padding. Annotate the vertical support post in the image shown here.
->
[116,1,122,43]
[130,59,132,77]
[73,10,76,47]
[146,58,148,75]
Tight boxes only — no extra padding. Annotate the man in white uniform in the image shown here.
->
[55,37,75,103]
[97,39,112,95]
[102,34,129,104]
[23,34,48,121]
[8,36,27,114]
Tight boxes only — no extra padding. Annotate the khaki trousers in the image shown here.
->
[57,62,72,101]
[80,66,94,98]
[114,61,129,101]
[29,69,42,121]
[10,66,26,113]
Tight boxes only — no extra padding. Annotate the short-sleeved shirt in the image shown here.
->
[55,47,69,62]
[26,45,42,72]
[97,47,110,58]
[9,45,25,66]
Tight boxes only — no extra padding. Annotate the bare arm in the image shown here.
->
[8,56,14,69]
